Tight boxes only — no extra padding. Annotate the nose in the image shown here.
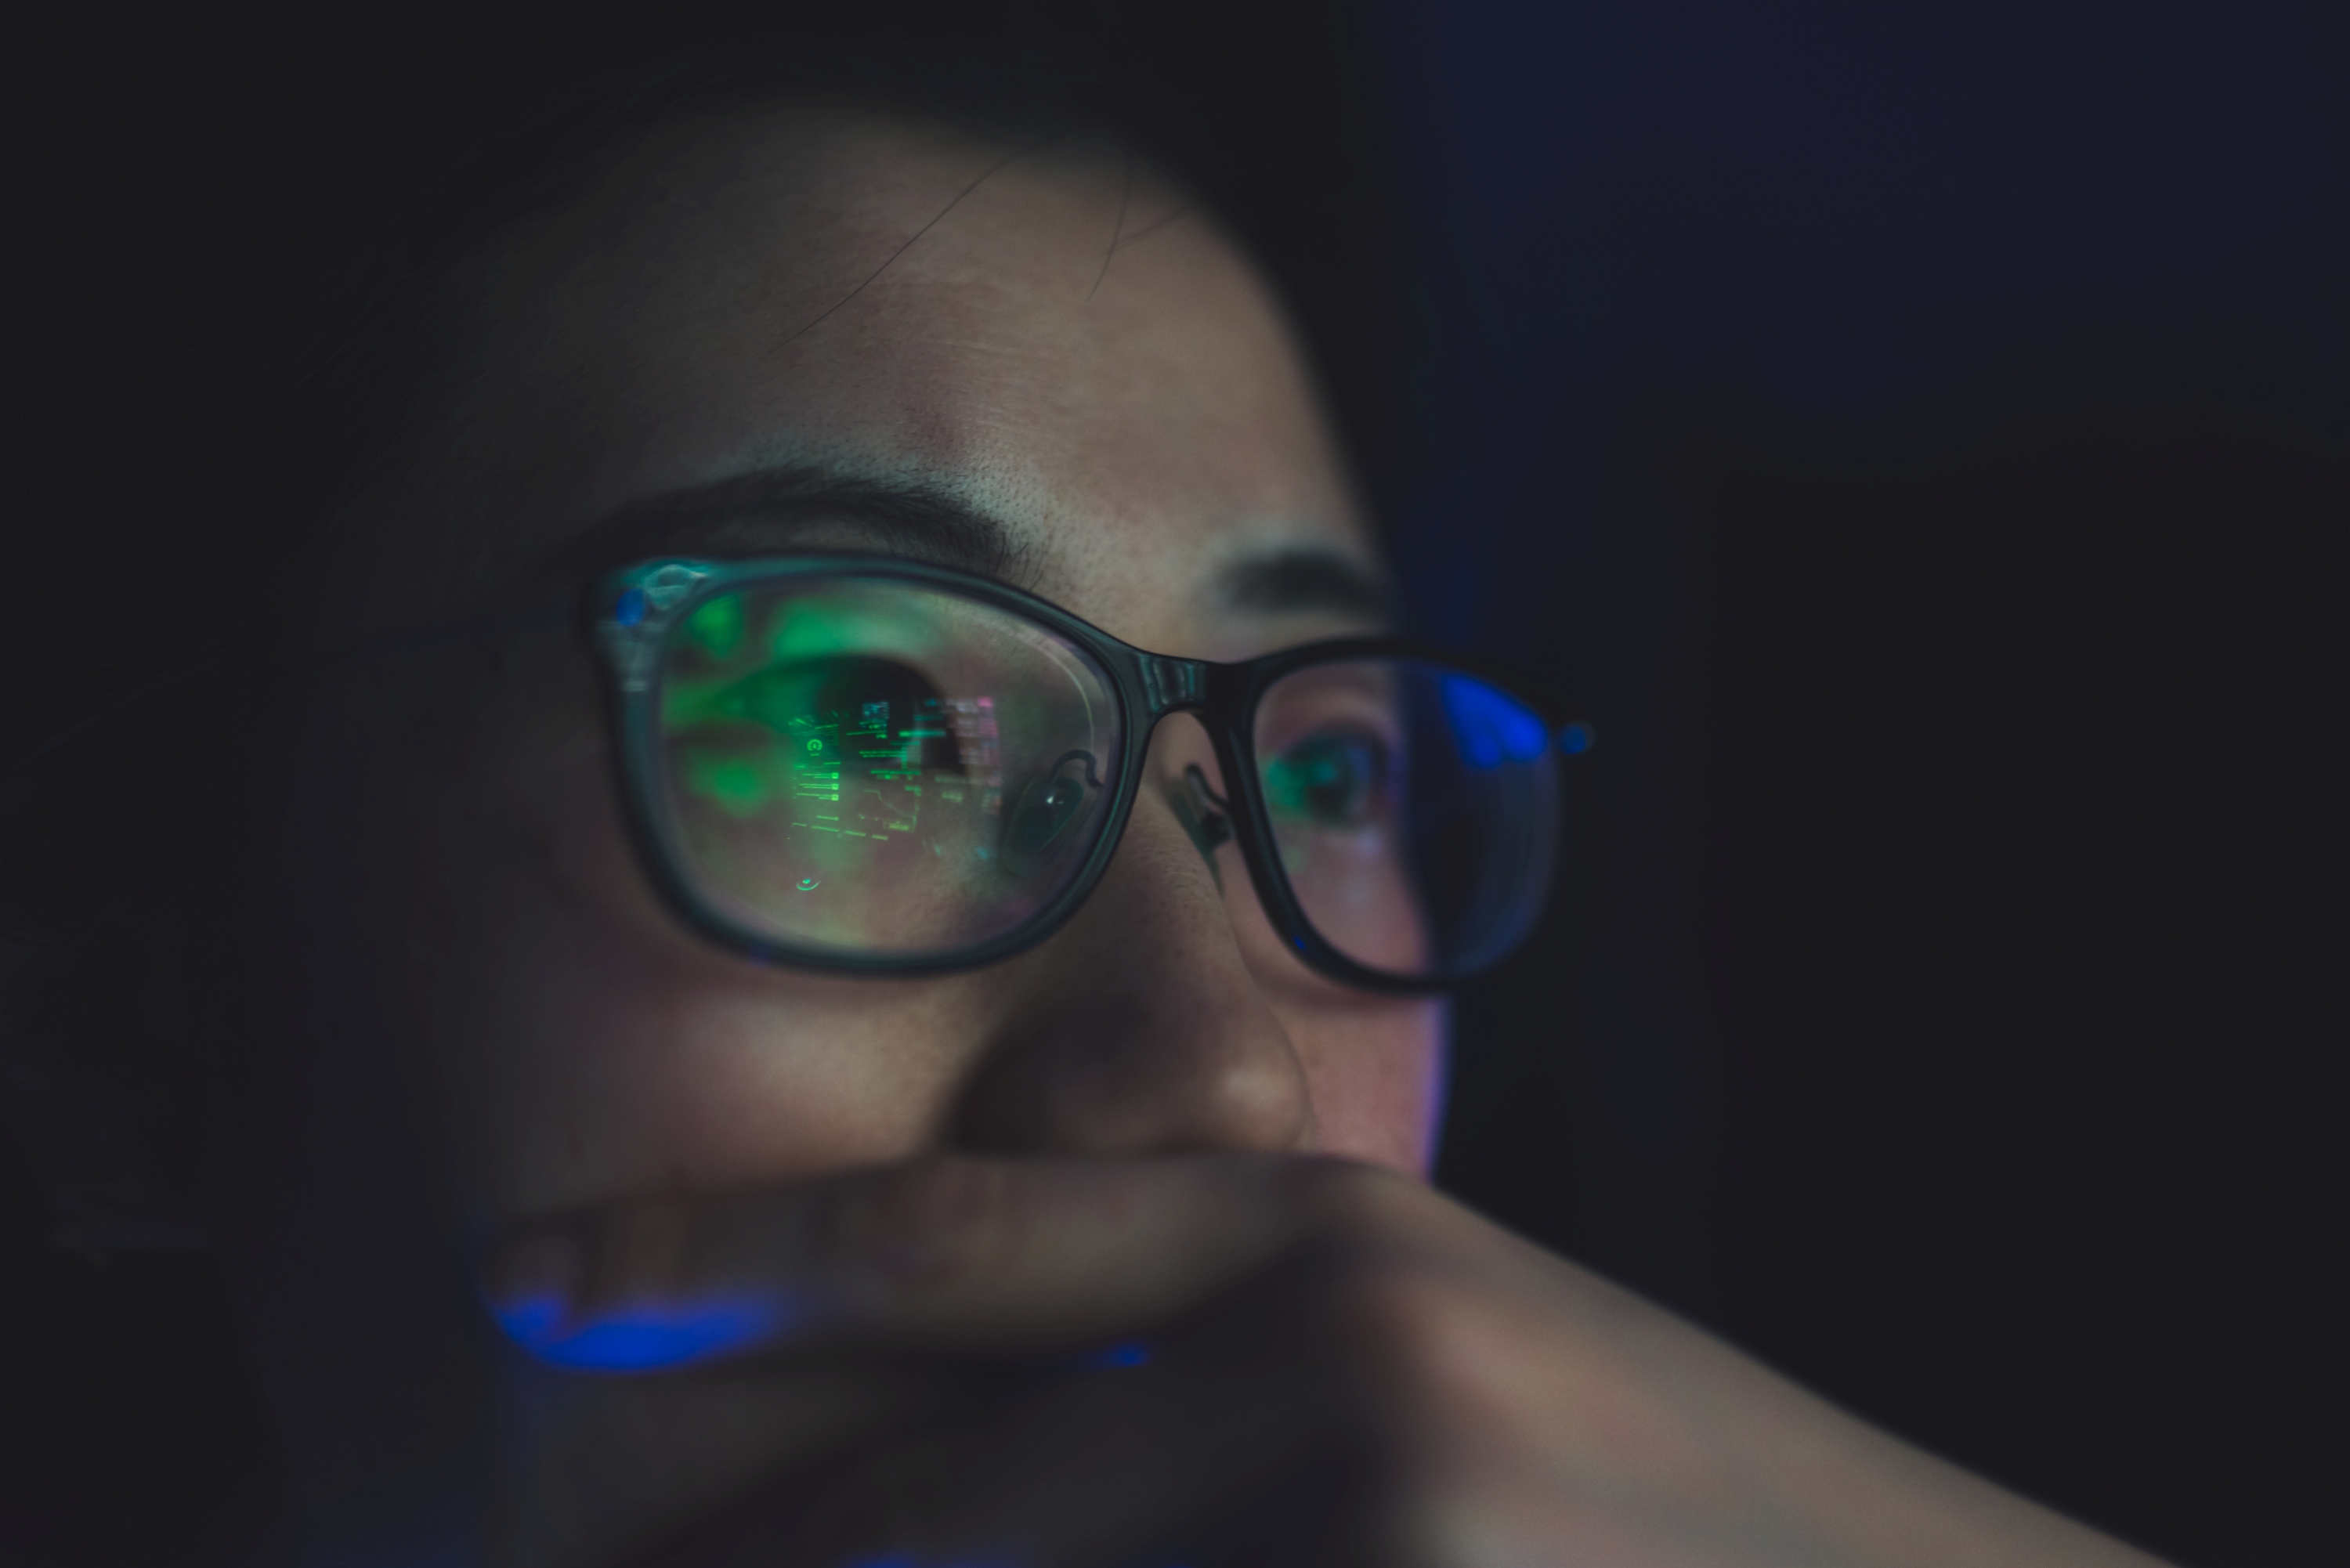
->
[953,718,1316,1157]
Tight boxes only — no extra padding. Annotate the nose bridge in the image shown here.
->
[953,691,1316,1159]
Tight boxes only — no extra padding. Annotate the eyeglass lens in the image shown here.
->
[1253,659,1558,980]
[649,576,1559,980]
[655,577,1121,959]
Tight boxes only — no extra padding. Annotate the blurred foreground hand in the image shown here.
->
[485,1153,2171,1568]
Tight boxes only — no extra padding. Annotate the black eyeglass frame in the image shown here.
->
[594,553,1587,995]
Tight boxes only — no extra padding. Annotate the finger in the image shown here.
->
[483,1151,1448,1371]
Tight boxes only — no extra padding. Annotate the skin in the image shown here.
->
[218,101,2173,1567]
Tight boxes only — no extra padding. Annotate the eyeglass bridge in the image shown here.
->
[1137,653,1209,714]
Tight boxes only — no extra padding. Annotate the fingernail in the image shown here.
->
[485,1229,581,1345]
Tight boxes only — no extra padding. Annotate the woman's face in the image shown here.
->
[244,98,1443,1501]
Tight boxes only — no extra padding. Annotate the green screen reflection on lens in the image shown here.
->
[684,591,743,659]
[653,580,1115,957]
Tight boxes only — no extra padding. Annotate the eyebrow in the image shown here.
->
[536,465,1032,589]
[1218,547,1390,624]
[537,464,1392,628]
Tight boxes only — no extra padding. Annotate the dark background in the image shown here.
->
[1393,5,2347,1566]
[1391,2,2350,1568]
[4,2,2343,1565]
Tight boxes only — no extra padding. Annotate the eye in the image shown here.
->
[1003,750,1103,871]
[1012,777,1084,854]
[1265,732,1386,829]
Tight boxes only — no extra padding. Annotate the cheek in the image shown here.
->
[1282,995,1448,1176]
[436,922,986,1227]
[1202,805,1448,1176]
[399,649,1005,1227]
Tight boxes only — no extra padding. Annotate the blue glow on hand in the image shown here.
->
[1441,676,1550,768]
[494,1292,794,1372]
[494,1292,569,1343]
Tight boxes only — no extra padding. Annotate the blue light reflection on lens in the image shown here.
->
[494,1292,794,1372]
[1080,1339,1155,1371]
[1441,676,1549,768]
[1558,721,1595,755]
[615,587,648,627]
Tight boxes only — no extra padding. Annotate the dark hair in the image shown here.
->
[2,13,1399,1559]
[3,34,1124,1245]
[7,9,1401,1172]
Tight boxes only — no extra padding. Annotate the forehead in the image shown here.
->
[367,99,1378,656]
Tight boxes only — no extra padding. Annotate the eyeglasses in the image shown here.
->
[594,555,1589,993]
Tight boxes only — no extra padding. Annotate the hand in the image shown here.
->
[485,1153,2168,1568]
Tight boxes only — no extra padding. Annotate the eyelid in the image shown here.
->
[1255,680,1403,755]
